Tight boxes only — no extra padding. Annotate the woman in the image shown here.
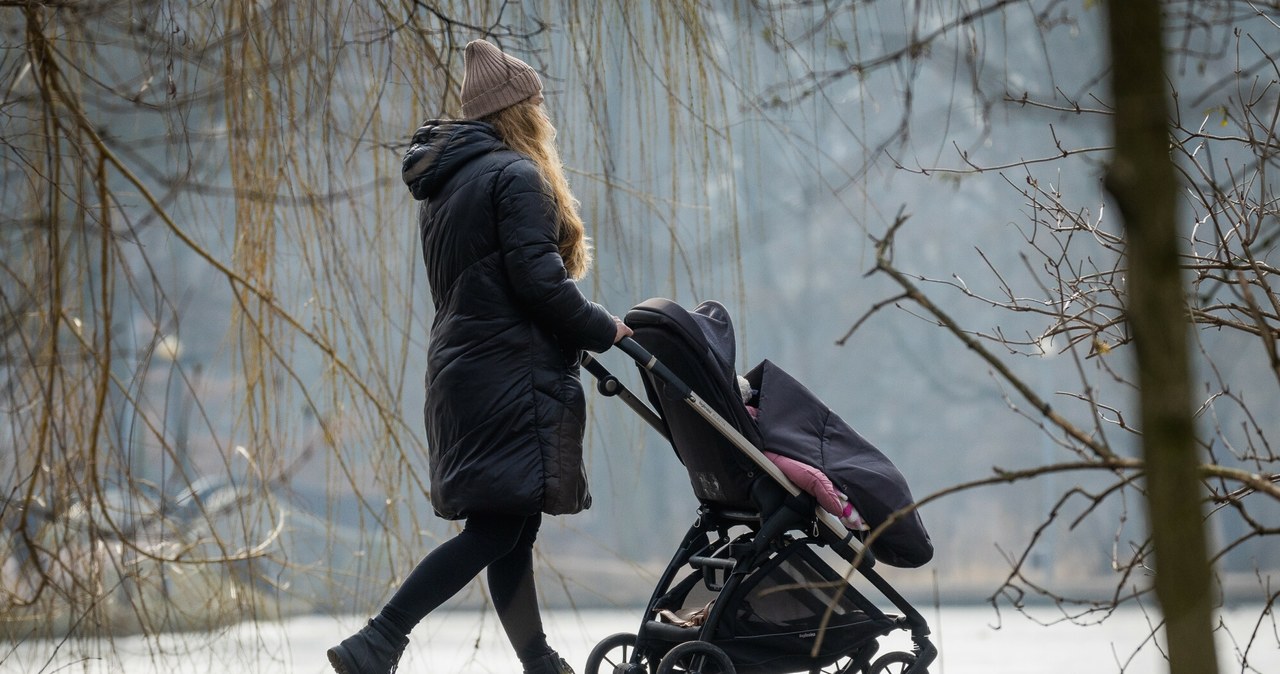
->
[327,39,631,674]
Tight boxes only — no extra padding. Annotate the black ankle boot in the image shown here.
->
[326,617,408,674]
[523,651,574,674]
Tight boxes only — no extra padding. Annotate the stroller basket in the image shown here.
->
[655,537,897,673]
[582,298,937,674]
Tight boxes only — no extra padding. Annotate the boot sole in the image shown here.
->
[326,647,353,674]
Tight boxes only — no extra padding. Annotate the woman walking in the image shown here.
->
[326,39,631,674]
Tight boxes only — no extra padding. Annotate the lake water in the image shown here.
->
[7,604,1276,673]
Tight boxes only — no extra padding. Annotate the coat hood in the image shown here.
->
[402,120,505,201]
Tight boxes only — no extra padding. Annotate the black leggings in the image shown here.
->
[378,512,550,663]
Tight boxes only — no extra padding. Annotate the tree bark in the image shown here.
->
[1103,2,1219,674]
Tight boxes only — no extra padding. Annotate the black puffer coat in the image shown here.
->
[401,120,616,519]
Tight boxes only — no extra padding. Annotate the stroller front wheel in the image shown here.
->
[585,632,652,674]
[655,641,735,674]
[866,651,921,674]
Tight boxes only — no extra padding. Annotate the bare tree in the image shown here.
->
[788,1,1279,671]
[0,0,469,641]
[1106,1,1218,672]
[0,1,740,669]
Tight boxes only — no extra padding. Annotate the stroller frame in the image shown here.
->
[581,300,936,674]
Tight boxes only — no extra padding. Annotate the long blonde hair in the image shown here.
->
[484,101,592,279]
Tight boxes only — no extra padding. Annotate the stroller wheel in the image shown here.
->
[812,641,878,674]
[867,651,920,674]
[810,656,855,674]
[655,641,735,674]
[585,632,650,674]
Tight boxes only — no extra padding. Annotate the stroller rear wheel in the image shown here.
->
[810,658,851,674]
[585,632,651,674]
[867,651,920,674]
[811,641,879,674]
[655,641,735,674]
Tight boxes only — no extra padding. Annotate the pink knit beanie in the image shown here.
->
[460,39,544,120]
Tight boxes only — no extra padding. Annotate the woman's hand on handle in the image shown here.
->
[612,316,633,344]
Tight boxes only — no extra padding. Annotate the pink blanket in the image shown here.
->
[764,451,867,531]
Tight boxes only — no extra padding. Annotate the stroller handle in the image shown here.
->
[615,337,692,398]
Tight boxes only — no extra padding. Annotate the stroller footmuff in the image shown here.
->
[744,359,933,569]
[583,298,936,674]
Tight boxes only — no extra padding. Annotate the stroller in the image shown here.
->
[581,299,937,674]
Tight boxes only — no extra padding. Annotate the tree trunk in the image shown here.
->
[1103,2,1219,674]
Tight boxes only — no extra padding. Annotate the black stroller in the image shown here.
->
[581,299,937,674]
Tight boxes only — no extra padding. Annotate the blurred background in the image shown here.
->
[1,1,1276,671]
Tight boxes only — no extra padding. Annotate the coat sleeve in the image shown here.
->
[493,159,617,353]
